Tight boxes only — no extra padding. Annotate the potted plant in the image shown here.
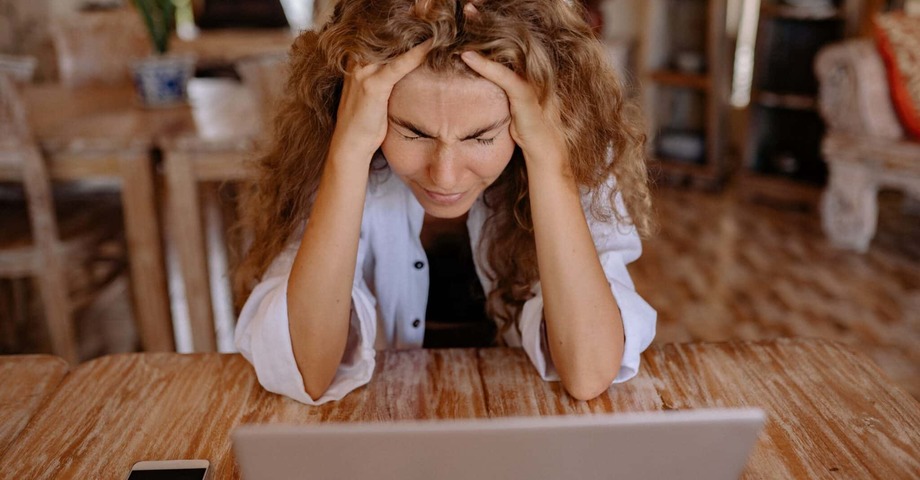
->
[131,0,196,107]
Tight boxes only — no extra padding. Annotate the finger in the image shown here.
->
[344,54,360,74]
[345,54,380,79]
[414,0,434,16]
[460,51,532,103]
[463,2,480,18]
[377,38,434,84]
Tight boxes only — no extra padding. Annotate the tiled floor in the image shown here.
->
[5,184,919,399]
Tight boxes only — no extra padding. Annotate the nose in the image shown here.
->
[428,143,462,191]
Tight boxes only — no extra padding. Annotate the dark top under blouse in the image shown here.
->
[422,227,496,349]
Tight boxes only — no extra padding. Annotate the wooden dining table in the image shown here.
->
[1,338,918,478]
[0,355,69,457]
[16,79,260,354]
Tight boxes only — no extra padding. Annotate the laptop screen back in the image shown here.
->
[233,408,765,480]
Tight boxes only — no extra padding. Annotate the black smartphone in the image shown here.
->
[126,460,210,480]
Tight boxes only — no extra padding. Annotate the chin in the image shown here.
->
[420,200,474,219]
[416,193,479,219]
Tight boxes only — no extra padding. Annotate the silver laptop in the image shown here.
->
[233,408,765,480]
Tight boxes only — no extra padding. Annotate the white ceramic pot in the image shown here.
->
[131,54,196,108]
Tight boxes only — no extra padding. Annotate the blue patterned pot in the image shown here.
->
[131,55,196,107]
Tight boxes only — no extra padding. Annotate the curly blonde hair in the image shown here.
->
[235,0,652,333]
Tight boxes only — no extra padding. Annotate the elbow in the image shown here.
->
[561,366,619,401]
[303,373,334,401]
[299,359,339,401]
[562,374,616,402]
[552,341,624,401]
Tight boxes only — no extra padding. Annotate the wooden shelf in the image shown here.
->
[753,91,818,111]
[736,170,822,208]
[760,3,845,21]
[652,156,724,190]
[639,0,729,190]
[739,0,859,206]
[648,70,711,91]
[654,156,707,172]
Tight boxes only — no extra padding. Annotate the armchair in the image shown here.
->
[815,39,920,252]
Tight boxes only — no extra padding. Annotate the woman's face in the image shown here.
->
[382,67,516,219]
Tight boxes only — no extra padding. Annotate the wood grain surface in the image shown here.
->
[642,339,920,479]
[1,340,918,479]
[0,355,68,457]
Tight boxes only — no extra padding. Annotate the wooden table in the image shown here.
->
[17,84,179,354]
[16,79,259,354]
[0,355,69,457]
[2,339,918,478]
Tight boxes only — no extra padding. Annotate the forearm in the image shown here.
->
[287,148,371,399]
[281,38,433,400]
[527,156,624,401]
[456,49,626,400]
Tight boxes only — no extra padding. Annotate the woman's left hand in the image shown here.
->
[460,50,570,173]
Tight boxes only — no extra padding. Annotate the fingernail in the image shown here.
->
[461,51,476,61]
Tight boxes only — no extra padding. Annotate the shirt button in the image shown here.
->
[414,261,425,269]
[412,318,421,328]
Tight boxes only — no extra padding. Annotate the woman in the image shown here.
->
[234,0,656,405]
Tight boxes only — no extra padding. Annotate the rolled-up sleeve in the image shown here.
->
[234,237,378,405]
[518,181,657,384]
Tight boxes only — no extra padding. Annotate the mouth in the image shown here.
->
[422,188,466,206]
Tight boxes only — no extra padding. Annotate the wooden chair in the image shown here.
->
[161,56,287,352]
[161,79,257,353]
[50,7,151,87]
[0,73,125,362]
[44,7,177,354]
[0,55,38,84]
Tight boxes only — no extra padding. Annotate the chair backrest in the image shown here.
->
[0,72,62,247]
[0,55,38,84]
[50,7,152,87]
[0,73,33,164]
[0,72,76,361]
[235,53,289,141]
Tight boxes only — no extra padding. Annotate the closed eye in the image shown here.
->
[388,115,509,144]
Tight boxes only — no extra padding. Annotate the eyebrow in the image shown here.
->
[388,115,511,140]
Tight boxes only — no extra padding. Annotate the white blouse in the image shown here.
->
[235,169,656,405]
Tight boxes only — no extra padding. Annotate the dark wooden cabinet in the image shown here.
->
[739,0,862,205]
[639,0,730,189]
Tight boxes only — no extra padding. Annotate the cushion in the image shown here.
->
[875,13,920,139]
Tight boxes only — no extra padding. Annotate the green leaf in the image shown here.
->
[132,0,177,54]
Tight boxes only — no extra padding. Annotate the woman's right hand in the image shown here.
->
[330,39,434,163]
